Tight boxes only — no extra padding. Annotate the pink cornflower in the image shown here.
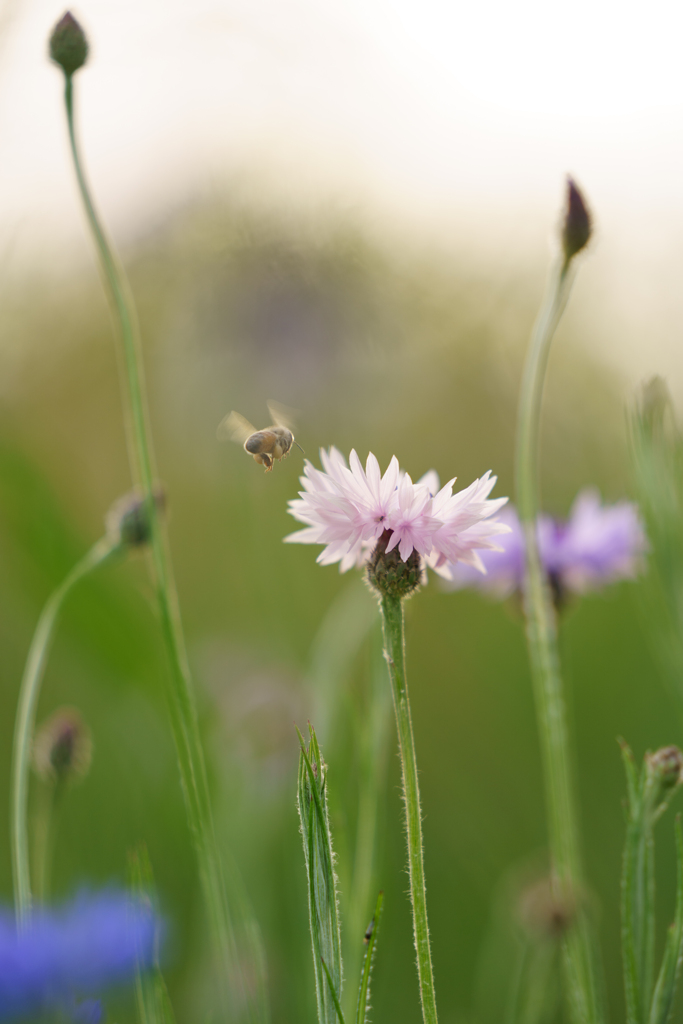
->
[284,448,509,578]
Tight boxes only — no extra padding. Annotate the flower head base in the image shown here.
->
[447,489,647,604]
[285,448,509,595]
[367,529,424,599]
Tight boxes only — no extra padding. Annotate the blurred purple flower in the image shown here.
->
[445,489,647,599]
[0,890,159,1022]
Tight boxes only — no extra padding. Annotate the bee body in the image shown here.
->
[218,405,301,473]
[244,426,294,470]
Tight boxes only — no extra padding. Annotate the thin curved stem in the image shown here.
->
[515,256,603,1024]
[11,536,119,926]
[379,593,438,1024]
[63,74,266,1022]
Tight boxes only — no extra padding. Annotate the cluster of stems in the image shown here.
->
[11,19,265,1021]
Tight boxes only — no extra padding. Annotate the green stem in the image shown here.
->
[379,593,438,1024]
[345,627,390,1019]
[63,74,264,1020]
[514,256,602,1023]
[11,536,119,925]
[33,779,64,906]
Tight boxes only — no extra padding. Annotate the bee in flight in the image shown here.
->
[217,401,304,472]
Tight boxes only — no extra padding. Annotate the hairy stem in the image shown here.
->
[379,593,438,1024]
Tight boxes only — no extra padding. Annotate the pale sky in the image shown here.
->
[2,0,683,392]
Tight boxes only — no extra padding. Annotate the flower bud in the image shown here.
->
[106,488,165,549]
[366,529,424,599]
[562,177,592,263]
[518,876,574,940]
[33,707,92,785]
[646,745,683,806]
[49,12,88,77]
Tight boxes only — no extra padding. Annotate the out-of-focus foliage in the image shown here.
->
[0,198,670,1021]
[631,379,683,723]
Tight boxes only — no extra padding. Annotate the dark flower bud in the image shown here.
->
[106,488,165,549]
[366,529,424,599]
[49,12,88,77]
[33,707,92,785]
[646,745,683,805]
[562,177,592,263]
[518,876,574,940]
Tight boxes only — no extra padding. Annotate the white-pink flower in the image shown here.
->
[284,448,509,578]
[385,473,443,562]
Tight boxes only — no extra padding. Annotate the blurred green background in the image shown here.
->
[0,198,676,1022]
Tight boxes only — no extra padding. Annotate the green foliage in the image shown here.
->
[620,742,683,1024]
[0,194,654,1021]
[630,379,683,718]
[297,725,343,1024]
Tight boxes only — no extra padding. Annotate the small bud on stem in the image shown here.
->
[33,707,92,786]
[49,12,88,77]
[562,177,592,263]
[646,745,683,811]
[106,488,166,550]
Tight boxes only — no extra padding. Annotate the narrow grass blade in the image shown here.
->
[297,725,343,1024]
[322,956,347,1024]
[129,847,176,1024]
[356,891,384,1024]
[648,818,683,1024]
[621,742,654,1024]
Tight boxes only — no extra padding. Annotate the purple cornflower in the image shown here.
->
[284,448,509,578]
[0,890,159,1022]
[446,489,647,599]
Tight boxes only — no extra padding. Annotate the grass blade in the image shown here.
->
[128,846,176,1024]
[356,891,384,1024]
[297,725,343,1024]
[322,956,347,1024]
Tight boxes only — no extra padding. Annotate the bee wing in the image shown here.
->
[266,399,299,431]
[216,410,257,444]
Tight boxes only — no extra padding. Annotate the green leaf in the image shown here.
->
[297,725,343,1024]
[356,891,384,1024]
[648,818,683,1024]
